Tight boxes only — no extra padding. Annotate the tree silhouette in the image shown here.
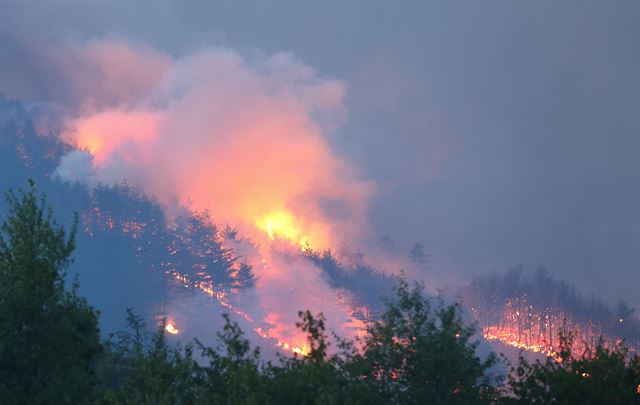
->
[408,242,430,271]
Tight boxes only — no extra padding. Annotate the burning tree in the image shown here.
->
[463,267,640,357]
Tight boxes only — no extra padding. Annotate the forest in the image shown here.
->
[3,2,639,402]
[0,180,639,404]
[0,96,639,403]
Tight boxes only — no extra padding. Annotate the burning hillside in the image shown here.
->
[80,182,373,355]
[22,39,382,353]
[0,92,395,356]
[54,41,373,252]
[1,33,637,363]
[3,96,639,363]
[463,267,640,358]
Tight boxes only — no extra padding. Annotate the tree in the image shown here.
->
[223,225,239,241]
[0,180,102,403]
[100,316,201,404]
[166,211,238,287]
[196,313,265,404]
[265,311,349,405]
[351,278,498,404]
[235,262,257,289]
[408,242,430,271]
[92,276,503,404]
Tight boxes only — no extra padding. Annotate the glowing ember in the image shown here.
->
[165,323,180,335]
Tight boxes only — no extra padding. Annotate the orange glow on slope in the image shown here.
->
[483,325,557,356]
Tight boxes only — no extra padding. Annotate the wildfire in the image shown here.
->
[166,268,317,356]
[165,323,180,335]
[257,211,311,249]
[483,326,550,354]
[82,165,365,359]
[476,297,633,358]
[56,41,374,359]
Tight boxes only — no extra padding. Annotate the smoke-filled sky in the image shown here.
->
[1,2,639,309]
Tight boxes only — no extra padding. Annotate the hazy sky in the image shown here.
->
[1,2,638,307]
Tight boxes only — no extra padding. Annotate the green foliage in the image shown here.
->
[348,278,498,404]
[0,180,102,404]
[264,311,350,405]
[93,280,500,405]
[504,333,640,404]
[194,314,265,404]
[96,308,204,404]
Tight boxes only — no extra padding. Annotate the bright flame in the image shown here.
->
[165,323,180,335]
[257,211,311,248]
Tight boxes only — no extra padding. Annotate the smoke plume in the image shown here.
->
[30,37,376,348]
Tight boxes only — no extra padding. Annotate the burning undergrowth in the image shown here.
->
[462,267,640,358]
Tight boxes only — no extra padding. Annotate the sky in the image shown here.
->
[1,1,638,308]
